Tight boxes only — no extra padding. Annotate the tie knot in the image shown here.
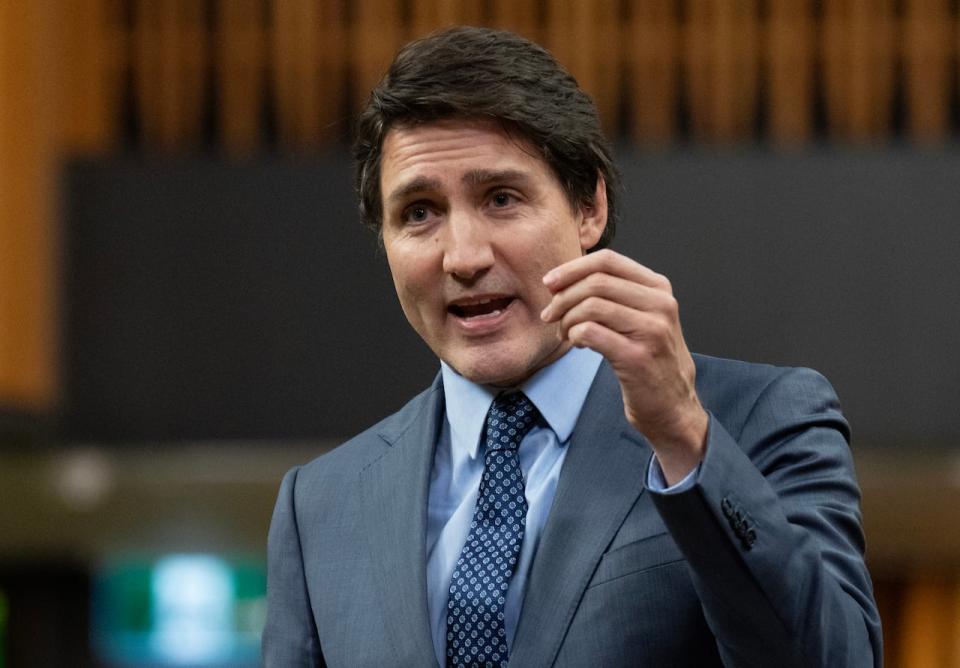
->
[484,392,539,453]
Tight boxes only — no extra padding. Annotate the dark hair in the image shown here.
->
[353,25,619,250]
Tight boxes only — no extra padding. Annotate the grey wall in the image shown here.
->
[63,149,960,446]
[614,148,960,448]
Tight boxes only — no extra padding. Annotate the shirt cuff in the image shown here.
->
[646,456,701,494]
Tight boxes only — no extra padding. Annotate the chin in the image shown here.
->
[443,350,523,388]
[448,341,562,388]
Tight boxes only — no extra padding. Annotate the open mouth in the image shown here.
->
[448,296,515,319]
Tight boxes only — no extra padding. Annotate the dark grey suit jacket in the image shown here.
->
[263,354,882,666]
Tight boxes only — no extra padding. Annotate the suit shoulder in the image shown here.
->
[294,377,442,484]
[692,353,841,437]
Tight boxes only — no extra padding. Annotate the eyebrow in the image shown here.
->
[385,168,534,208]
[462,168,532,188]
[385,176,443,206]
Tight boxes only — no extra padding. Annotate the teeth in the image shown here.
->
[467,309,500,319]
[456,297,498,306]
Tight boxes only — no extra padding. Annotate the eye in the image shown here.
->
[401,202,435,225]
[490,191,517,208]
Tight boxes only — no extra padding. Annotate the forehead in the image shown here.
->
[380,119,552,189]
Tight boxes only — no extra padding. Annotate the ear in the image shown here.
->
[578,174,608,252]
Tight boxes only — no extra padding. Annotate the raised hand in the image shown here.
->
[541,249,708,484]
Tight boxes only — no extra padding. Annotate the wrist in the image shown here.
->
[643,406,708,486]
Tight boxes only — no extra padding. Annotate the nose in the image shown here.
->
[442,211,494,281]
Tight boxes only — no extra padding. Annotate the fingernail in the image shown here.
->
[543,270,556,286]
[540,306,551,321]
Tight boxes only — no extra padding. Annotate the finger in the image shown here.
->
[541,271,676,323]
[543,248,670,294]
[566,319,637,365]
[558,296,672,344]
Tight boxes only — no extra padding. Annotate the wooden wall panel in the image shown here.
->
[902,0,950,142]
[546,0,622,134]
[628,0,678,144]
[684,0,760,142]
[132,0,208,150]
[765,0,813,145]
[822,0,896,141]
[19,0,960,154]
[271,0,343,149]
[0,0,59,411]
[216,0,265,155]
[896,577,960,667]
[59,0,123,154]
[410,0,484,39]
[490,0,541,42]
[351,0,404,112]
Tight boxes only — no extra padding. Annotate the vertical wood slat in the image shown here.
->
[546,0,621,135]
[272,0,345,150]
[682,0,708,140]
[132,0,208,151]
[59,0,122,154]
[593,0,621,135]
[317,0,347,141]
[628,0,679,145]
[765,0,813,145]
[953,583,960,668]
[822,0,896,142]
[872,579,902,668]
[902,0,950,142]
[410,0,484,40]
[215,0,265,156]
[489,0,540,42]
[271,0,303,148]
[351,0,405,112]
[273,0,320,148]
[19,0,960,160]
[684,0,760,143]
[896,577,960,668]
[0,0,59,411]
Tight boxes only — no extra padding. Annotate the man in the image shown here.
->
[264,26,882,667]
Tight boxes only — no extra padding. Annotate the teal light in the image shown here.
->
[92,554,265,666]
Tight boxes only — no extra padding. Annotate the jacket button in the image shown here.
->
[721,497,734,518]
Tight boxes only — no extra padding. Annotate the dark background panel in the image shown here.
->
[615,149,960,446]
[63,158,436,441]
[62,149,960,445]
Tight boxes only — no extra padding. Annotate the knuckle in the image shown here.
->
[656,316,674,338]
[583,295,607,315]
[569,321,593,344]
[593,272,616,293]
[596,248,617,267]
[646,315,672,341]
[662,295,679,318]
[626,343,650,368]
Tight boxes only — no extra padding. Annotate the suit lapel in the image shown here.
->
[359,377,444,667]
[510,362,653,668]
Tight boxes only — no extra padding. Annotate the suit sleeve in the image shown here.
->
[648,367,883,667]
[262,466,326,667]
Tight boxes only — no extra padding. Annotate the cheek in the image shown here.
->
[528,232,582,280]
[387,254,435,318]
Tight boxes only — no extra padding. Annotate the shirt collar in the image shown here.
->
[440,347,603,459]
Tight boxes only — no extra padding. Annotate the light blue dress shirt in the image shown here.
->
[426,347,699,666]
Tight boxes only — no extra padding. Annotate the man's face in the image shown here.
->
[379,119,607,387]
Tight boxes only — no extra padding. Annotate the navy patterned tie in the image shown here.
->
[446,392,540,668]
